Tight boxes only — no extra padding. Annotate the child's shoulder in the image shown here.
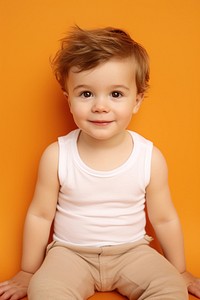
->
[34,141,59,181]
[58,129,79,143]
[150,145,169,181]
[40,130,79,166]
[129,130,153,151]
[130,130,168,172]
[39,141,59,167]
[43,141,59,155]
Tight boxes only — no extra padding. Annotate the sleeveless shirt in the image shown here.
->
[53,129,153,247]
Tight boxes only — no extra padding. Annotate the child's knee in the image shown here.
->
[117,267,188,300]
[28,273,62,299]
[27,274,40,299]
[143,272,188,300]
[28,273,48,300]
[28,270,94,300]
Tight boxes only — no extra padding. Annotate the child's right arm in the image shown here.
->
[0,142,59,300]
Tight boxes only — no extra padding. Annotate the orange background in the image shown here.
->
[0,0,200,287]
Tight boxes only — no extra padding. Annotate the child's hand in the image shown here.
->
[181,271,200,298]
[0,271,32,300]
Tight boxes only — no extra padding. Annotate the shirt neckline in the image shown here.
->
[71,129,139,177]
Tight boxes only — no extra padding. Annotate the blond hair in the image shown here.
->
[51,26,149,94]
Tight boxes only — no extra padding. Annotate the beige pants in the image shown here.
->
[28,236,188,300]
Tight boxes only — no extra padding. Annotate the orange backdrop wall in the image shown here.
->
[1,0,200,280]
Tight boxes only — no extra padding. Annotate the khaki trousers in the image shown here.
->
[28,236,188,300]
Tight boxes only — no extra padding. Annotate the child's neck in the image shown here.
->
[77,130,134,171]
[78,130,128,148]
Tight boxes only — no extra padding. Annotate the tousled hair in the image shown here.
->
[51,26,150,94]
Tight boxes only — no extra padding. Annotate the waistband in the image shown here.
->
[47,235,153,256]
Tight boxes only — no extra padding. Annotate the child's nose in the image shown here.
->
[91,97,109,113]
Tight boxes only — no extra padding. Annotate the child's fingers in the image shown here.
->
[0,283,16,299]
[188,278,200,299]
[0,281,10,295]
[0,284,25,300]
[0,281,9,287]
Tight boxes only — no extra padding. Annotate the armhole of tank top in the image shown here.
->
[144,141,153,187]
[58,137,66,187]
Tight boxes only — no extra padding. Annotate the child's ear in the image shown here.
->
[63,91,72,110]
[133,93,144,114]
[63,91,68,99]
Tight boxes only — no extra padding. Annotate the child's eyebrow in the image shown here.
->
[110,85,129,91]
[73,85,91,92]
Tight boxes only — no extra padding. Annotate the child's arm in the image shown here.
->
[21,142,59,273]
[146,146,200,298]
[0,142,59,300]
[146,146,185,272]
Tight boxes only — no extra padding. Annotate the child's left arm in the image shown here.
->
[146,146,200,298]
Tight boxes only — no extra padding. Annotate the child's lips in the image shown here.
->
[89,120,113,126]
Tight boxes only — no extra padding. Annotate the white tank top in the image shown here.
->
[53,129,153,247]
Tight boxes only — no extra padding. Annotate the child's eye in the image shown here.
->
[80,91,92,98]
[111,91,123,98]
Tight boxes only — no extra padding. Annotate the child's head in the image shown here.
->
[51,26,149,94]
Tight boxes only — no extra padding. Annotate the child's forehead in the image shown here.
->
[65,57,137,91]
[69,57,136,77]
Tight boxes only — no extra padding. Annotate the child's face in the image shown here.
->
[65,58,143,142]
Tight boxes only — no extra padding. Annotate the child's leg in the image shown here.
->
[28,243,95,300]
[114,241,188,300]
